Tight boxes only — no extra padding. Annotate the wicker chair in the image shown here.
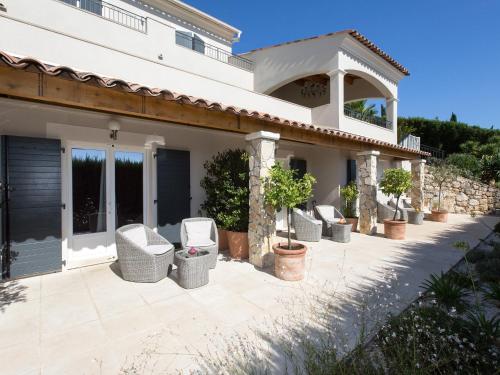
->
[180,217,218,269]
[292,208,322,242]
[314,205,345,237]
[115,224,174,283]
[377,201,402,223]
[388,199,413,221]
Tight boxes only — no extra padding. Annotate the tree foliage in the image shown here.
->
[263,163,316,249]
[428,160,458,212]
[200,149,249,232]
[379,168,412,221]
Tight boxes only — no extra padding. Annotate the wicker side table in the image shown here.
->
[331,223,352,243]
[174,250,210,289]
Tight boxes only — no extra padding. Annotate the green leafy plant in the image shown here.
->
[340,181,359,218]
[379,168,412,221]
[200,149,249,232]
[483,282,500,306]
[421,272,470,313]
[464,311,500,351]
[263,163,316,250]
[428,161,457,212]
[475,258,500,283]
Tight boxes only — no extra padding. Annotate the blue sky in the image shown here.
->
[184,0,499,129]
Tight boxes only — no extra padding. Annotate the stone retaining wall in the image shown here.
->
[424,170,500,215]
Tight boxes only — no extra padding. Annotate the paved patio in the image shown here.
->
[1,214,498,375]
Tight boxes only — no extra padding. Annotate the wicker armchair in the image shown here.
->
[115,224,174,283]
[314,205,345,237]
[180,217,218,269]
[292,208,322,242]
[388,199,413,221]
[377,201,402,223]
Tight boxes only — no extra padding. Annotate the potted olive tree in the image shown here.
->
[340,181,359,232]
[201,149,249,258]
[263,163,315,281]
[379,168,412,240]
[428,161,456,223]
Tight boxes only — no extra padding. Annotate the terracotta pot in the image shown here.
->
[227,231,249,259]
[431,210,448,223]
[273,243,307,281]
[346,217,358,232]
[218,229,229,251]
[383,219,407,240]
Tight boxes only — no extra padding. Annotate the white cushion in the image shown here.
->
[184,221,212,247]
[123,226,148,247]
[316,206,335,221]
[144,244,171,255]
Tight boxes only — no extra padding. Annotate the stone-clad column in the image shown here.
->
[357,151,380,235]
[245,131,280,268]
[410,159,426,211]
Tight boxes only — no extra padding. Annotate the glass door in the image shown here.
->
[67,145,146,268]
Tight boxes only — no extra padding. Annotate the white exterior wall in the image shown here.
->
[0,0,312,124]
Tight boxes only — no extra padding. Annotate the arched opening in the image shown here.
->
[268,74,330,108]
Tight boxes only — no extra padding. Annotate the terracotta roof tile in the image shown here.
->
[244,29,410,76]
[0,51,426,156]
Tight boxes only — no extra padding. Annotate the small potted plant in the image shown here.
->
[407,206,424,225]
[201,149,250,257]
[340,181,359,232]
[263,163,315,281]
[428,161,456,223]
[379,168,412,240]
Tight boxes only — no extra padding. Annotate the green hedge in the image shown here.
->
[398,117,499,155]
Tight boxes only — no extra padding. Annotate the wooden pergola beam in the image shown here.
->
[0,66,417,159]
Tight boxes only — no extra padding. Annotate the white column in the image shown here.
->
[245,131,280,268]
[386,98,398,131]
[328,69,346,129]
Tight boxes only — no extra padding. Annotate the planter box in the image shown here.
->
[407,211,424,225]
[346,217,358,232]
[227,231,249,259]
[431,210,448,223]
[331,223,352,243]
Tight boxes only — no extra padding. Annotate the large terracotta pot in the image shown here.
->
[227,231,249,259]
[346,217,358,232]
[218,229,229,251]
[431,210,448,223]
[273,243,307,281]
[383,219,407,240]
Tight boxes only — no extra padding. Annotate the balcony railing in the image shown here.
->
[399,134,421,150]
[175,31,254,72]
[60,0,147,33]
[420,145,445,159]
[344,106,392,129]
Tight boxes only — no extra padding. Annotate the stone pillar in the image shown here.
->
[245,131,280,268]
[410,159,426,211]
[328,69,346,129]
[357,151,380,235]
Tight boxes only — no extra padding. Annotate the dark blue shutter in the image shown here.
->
[193,35,205,54]
[175,31,194,49]
[347,159,357,183]
[6,136,62,279]
[156,149,190,245]
[62,0,77,5]
[81,0,102,15]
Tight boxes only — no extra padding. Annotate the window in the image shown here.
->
[175,31,206,54]
[62,0,102,16]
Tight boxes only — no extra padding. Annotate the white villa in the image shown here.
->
[0,0,427,279]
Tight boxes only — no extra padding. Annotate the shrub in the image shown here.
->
[421,272,470,312]
[446,153,481,179]
[463,311,500,352]
[340,181,359,218]
[263,163,315,249]
[483,282,500,305]
[379,168,412,221]
[447,270,476,290]
[475,258,500,283]
[479,152,500,183]
[200,149,249,232]
[465,249,488,264]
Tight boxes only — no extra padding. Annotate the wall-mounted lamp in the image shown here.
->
[108,119,120,141]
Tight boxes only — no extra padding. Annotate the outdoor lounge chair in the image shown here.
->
[314,205,345,237]
[180,217,219,269]
[292,208,322,242]
[388,199,413,221]
[115,224,175,283]
[377,201,402,223]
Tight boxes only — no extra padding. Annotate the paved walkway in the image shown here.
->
[0,214,497,374]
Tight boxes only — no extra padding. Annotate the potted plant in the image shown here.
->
[201,149,249,257]
[379,168,412,240]
[340,181,359,232]
[428,161,456,223]
[407,206,424,225]
[263,163,316,281]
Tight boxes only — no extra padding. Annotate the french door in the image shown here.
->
[67,143,146,268]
